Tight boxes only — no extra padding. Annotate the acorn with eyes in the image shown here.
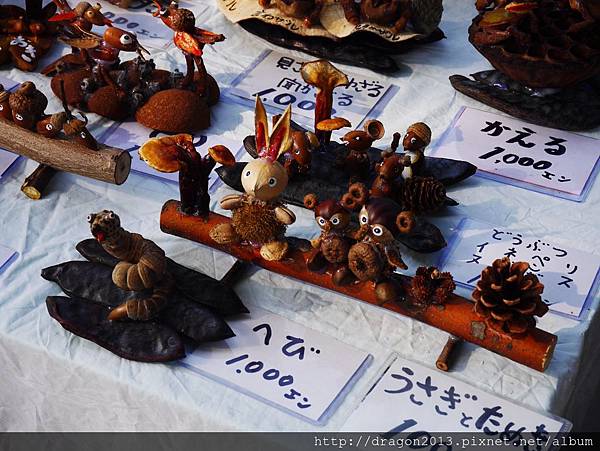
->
[342,182,415,304]
[398,122,431,179]
[303,193,355,286]
[209,99,296,262]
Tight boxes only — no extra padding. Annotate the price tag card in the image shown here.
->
[431,107,600,201]
[343,356,570,447]
[99,121,242,192]
[438,218,600,320]
[228,50,398,130]
[96,1,206,50]
[182,308,372,424]
[0,243,17,275]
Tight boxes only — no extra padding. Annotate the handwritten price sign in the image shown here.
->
[343,356,569,448]
[228,51,397,129]
[431,108,600,201]
[439,218,600,320]
[182,308,371,424]
[99,121,242,192]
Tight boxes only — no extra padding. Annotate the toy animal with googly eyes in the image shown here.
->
[209,97,296,261]
[303,193,355,286]
[341,182,415,304]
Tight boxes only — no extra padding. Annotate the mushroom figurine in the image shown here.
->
[139,134,236,216]
[209,98,296,261]
[300,59,349,144]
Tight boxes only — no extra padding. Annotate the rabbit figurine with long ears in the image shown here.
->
[209,98,296,261]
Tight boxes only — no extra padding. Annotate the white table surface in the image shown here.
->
[0,0,599,431]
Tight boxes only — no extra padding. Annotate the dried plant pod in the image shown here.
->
[399,176,447,213]
[348,242,384,282]
[139,134,193,173]
[396,211,415,234]
[408,266,455,306]
[472,257,548,337]
[208,145,236,166]
[316,117,352,131]
[364,119,385,140]
[303,193,319,210]
[341,182,369,210]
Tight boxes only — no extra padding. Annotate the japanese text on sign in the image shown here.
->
[439,218,600,319]
[182,308,371,424]
[431,108,600,200]
[343,356,569,450]
[228,51,396,129]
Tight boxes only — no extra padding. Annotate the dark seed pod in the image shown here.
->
[399,176,447,213]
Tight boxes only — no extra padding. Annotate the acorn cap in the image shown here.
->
[407,122,431,145]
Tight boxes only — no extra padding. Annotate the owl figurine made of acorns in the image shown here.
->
[209,98,296,261]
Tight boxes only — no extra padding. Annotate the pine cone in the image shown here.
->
[410,0,443,34]
[407,266,455,306]
[472,257,549,337]
[399,177,447,213]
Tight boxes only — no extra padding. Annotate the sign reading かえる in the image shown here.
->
[431,108,600,200]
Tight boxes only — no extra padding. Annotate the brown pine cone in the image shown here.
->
[407,266,455,306]
[472,257,549,337]
[399,176,447,213]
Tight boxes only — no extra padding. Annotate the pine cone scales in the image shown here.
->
[399,177,446,213]
[472,257,549,336]
[408,266,455,306]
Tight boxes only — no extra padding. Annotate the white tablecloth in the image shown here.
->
[0,0,598,432]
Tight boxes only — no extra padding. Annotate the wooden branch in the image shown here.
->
[160,200,557,372]
[0,119,131,185]
[21,164,57,200]
[436,336,462,372]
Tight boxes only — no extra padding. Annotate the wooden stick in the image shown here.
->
[436,336,462,372]
[20,164,57,200]
[159,200,557,372]
[0,119,131,185]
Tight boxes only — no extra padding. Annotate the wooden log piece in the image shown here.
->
[436,336,462,372]
[0,119,131,185]
[21,163,57,199]
[160,200,557,372]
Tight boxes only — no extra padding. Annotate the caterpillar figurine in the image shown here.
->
[87,210,172,321]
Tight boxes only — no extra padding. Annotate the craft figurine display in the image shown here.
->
[139,133,236,216]
[218,0,444,72]
[217,59,475,253]
[0,0,58,70]
[43,210,248,362]
[450,0,600,130]
[0,81,131,199]
[209,101,297,261]
[42,1,224,133]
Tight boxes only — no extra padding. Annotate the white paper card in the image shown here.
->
[439,218,600,319]
[228,51,397,129]
[182,308,371,424]
[343,356,569,447]
[0,73,18,90]
[0,243,17,274]
[99,121,242,191]
[0,150,19,179]
[96,1,204,50]
[432,108,600,200]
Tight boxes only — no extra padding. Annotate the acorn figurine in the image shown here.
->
[0,85,11,120]
[342,182,415,303]
[209,98,296,261]
[304,193,355,286]
[9,81,48,130]
[400,122,431,179]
